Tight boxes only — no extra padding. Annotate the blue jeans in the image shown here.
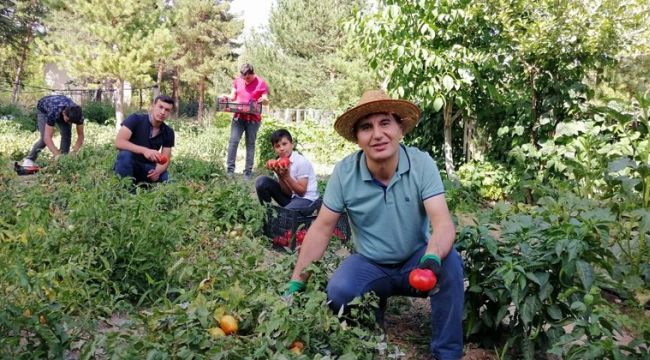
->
[255,175,315,210]
[327,247,464,360]
[27,112,72,161]
[113,150,169,184]
[226,117,260,176]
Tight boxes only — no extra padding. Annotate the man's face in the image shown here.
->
[355,113,403,163]
[151,100,173,122]
[273,136,294,158]
[241,72,255,84]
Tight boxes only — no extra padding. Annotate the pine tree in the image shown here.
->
[245,0,377,109]
[0,0,46,103]
[171,0,242,122]
[45,0,173,129]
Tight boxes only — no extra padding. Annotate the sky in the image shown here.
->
[229,0,274,36]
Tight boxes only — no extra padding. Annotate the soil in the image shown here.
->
[382,297,497,359]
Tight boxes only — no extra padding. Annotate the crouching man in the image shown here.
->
[113,95,175,184]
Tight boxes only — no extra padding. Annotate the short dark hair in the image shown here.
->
[154,94,174,109]
[64,105,83,124]
[271,128,292,145]
[240,63,254,76]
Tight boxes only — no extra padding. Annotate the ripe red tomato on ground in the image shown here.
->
[158,155,168,164]
[219,315,238,335]
[408,269,437,291]
[289,340,304,354]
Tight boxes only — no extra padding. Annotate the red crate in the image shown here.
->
[14,162,40,176]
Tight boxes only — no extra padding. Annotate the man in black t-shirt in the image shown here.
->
[113,95,175,184]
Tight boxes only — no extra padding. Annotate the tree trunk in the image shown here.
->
[443,102,457,179]
[528,69,539,146]
[11,29,33,104]
[114,80,125,132]
[198,78,205,124]
[94,87,102,102]
[172,66,180,116]
[155,61,164,96]
[463,116,476,162]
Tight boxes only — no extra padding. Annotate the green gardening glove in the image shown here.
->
[283,280,306,297]
[418,254,442,277]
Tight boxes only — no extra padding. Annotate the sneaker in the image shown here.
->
[243,174,252,181]
[226,172,234,178]
[22,158,37,167]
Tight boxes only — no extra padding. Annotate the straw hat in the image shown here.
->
[334,89,421,142]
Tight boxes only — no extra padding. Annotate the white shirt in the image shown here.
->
[285,152,319,201]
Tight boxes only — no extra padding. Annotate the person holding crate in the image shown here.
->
[283,90,464,360]
[255,128,320,211]
[221,63,269,180]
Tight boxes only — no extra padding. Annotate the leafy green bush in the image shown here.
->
[508,94,648,208]
[0,103,37,132]
[179,100,199,117]
[211,111,232,128]
[457,161,516,201]
[459,194,648,359]
[81,101,114,125]
[0,103,24,117]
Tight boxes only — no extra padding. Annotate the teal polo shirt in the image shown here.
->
[323,144,445,264]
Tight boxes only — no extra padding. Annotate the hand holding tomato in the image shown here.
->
[409,268,437,291]
[276,157,290,169]
[409,254,442,292]
[265,157,291,172]
[158,154,168,165]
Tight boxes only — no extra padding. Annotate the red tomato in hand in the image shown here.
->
[409,269,437,291]
[266,159,277,169]
[158,155,168,165]
[277,157,291,169]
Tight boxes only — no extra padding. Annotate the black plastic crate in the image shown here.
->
[263,201,351,251]
[216,99,262,115]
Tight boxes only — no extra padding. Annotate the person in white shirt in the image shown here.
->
[255,129,319,211]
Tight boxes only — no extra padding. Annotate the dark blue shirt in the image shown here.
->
[37,95,83,126]
[122,113,175,162]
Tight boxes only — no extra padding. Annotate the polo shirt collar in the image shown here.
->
[360,144,411,181]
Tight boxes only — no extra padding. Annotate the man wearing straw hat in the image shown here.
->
[284,90,464,360]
